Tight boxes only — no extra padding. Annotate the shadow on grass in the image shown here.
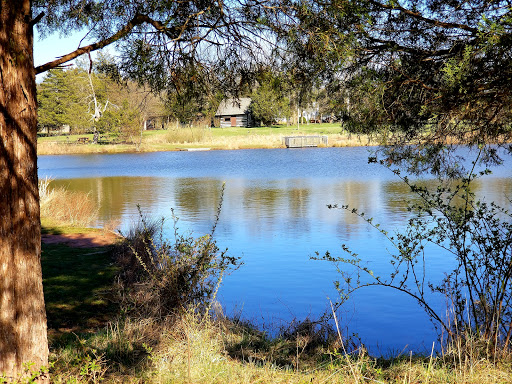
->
[41,242,118,332]
[42,239,154,378]
[41,224,64,235]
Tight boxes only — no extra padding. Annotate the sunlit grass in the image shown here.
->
[39,177,98,226]
[209,122,346,136]
[143,125,376,150]
[37,124,378,155]
[38,141,139,155]
[46,305,512,383]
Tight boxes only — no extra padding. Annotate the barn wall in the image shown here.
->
[218,114,252,128]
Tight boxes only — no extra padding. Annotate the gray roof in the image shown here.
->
[215,98,252,116]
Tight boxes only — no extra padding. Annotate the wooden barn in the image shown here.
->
[215,98,256,128]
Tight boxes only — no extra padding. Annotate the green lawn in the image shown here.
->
[208,122,345,137]
[42,233,117,332]
[38,123,345,142]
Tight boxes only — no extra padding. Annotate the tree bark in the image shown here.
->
[0,0,49,380]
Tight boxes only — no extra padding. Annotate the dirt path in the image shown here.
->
[42,231,122,248]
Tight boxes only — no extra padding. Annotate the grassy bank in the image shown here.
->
[37,124,377,155]
[42,230,118,333]
[41,236,512,383]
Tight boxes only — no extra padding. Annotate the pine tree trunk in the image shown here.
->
[0,0,49,380]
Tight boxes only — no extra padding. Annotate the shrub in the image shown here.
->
[321,150,512,358]
[114,204,240,319]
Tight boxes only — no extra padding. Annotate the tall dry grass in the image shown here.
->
[167,133,376,150]
[38,141,137,155]
[47,305,512,383]
[208,134,285,149]
[328,133,378,147]
[39,127,379,155]
[39,177,98,226]
[162,126,212,144]
[203,133,376,150]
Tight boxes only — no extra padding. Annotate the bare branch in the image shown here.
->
[29,12,44,27]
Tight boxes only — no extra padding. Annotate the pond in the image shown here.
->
[38,147,512,354]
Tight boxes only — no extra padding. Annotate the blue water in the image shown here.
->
[38,147,512,354]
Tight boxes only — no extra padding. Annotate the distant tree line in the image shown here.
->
[37,56,165,142]
[38,60,346,131]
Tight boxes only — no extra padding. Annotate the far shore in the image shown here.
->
[37,124,378,155]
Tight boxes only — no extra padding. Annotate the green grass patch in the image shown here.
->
[38,132,119,144]
[42,241,117,332]
[209,123,345,137]
[41,219,100,235]
[37,133,90,143]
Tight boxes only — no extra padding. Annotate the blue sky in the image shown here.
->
[34,29,113,81]
[34,29,90,68]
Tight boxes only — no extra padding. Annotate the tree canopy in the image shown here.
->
[38,65,165,140]
[33,0,285,91]
[164,62,223,125]
[284,0,512,173]
[38,68,102,134]
[32,0,512,148]
[250,69,291,125]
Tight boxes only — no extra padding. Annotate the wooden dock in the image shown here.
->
[185,148,210,151]
[283,136,328,148]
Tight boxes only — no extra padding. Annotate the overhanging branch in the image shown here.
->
[368,0,478,34]
[35,13,178,75]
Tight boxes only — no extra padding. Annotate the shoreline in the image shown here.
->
[37,131,378,156]
[41,222,512,383]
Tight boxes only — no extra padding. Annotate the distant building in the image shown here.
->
[215,98,257,128]
[38,124,71,136]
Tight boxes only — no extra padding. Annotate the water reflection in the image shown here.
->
[174,178,225,220]
[51,176,422,238]
[51,177,162,224]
